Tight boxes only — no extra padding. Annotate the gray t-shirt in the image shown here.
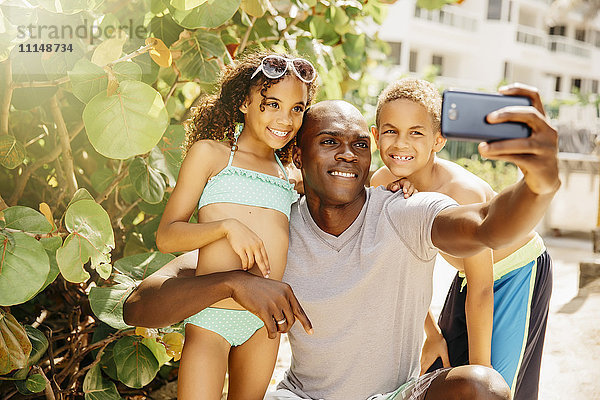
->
[279,187,457,400]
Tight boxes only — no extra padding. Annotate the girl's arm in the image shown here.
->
[461,249,494,367]
[421,310,450,375]
[156,140,270,275]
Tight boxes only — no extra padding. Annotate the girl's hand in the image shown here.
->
[386,178,418,199]
[223,219,271,277]
[420,332,450,375]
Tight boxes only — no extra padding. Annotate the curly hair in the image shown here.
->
[183,50,318,164]
[376,78,442,132]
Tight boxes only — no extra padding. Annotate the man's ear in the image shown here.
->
[370,125,380,148]
[433,131,447,152]
[292,145,302,169]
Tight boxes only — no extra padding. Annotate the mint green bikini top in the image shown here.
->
[198,140,299,220]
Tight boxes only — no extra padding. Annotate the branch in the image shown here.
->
[7,122,83,205]
[11,76,70,89]
[106,44,153,67]
[1,59,13,136]
[31,366,56,400]
[0,193,8,210]
[3,228,66,239]
[95,164,129,203]
[49,96,78,198]
[238,16,258,55]
[164,71,180,103]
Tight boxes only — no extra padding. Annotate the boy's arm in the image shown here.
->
[461,249,494,367]
[432,85,559,257]
[123,251,312,338]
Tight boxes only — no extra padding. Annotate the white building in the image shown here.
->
[378,0,600,102]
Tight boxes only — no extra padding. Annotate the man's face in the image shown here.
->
[293,103,371,206]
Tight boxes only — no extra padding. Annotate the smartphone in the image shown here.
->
[441,90,532,142]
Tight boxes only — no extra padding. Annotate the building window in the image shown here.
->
[388,42,402,65]
[595,31,600,48]
[571,78,582,93]
[487,0,502,20]
[409,50,418,73]
[431,55,443,75]
[592,80,599,94]
[575,28,586,42]
[503,61,510,80]
[507,0,513,22]
[549,25,566,36]
[554,76,562,92]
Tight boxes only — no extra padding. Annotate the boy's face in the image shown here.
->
[372,99,446,178]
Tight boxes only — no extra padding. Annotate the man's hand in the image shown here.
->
[480,83,559,196]
[228,271,313,339]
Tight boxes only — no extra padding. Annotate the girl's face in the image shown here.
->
[240,75,308,150]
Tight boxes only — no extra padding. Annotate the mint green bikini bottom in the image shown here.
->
[184,307,264,346]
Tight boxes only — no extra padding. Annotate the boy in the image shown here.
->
[370,79,552,400]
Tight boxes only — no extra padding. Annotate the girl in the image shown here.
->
[155,51,318,400]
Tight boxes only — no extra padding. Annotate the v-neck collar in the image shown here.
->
[298,189,370,252]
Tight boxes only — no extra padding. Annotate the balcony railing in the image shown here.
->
[414,7,478,32]
[516,25,546,47]
[548,35,592,58]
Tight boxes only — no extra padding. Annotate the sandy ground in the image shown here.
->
[268,234,600,399]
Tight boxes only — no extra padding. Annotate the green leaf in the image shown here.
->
[157,125,185,185]
[24,374,46,393]
[148,146,175,186]
[83,80,168,160]
[129,157,166,204]
[0,135,26,169]
[0,309,32,374]
[171,31,226,82]
[150,15,184,48]
[112,62,143,82]
[99,343,118,381]
[0,232,50,306]
[91,35,127,66]
[36,236,61,294]
[171,0,241,29]
[170,0,207,10]
[83,363,122,400]
[68,59,108,104]
[141,337,171,366]
[113,252,175,280]
[330,6,350,35]
[417,0,449,11]
[89,274,136,330]
[113,336,160,388]
[241,0,271,17]
[97,263,113,280]
[342,33,366,58]
[309,15,340,46]
[3,206,53,234]
[91,168,116,193]
[68,188,95,208]
[24,326,49,367]
[57,199,114,283]
[138,195,168,216]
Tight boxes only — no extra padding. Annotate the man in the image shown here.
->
[124,85,558,400]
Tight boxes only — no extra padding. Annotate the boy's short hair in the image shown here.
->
[376,78,442,132]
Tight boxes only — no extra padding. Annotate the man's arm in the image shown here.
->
[432,84,559,257]
[123,251,312,338]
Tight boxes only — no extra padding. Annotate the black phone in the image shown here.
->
[441,90,532,142]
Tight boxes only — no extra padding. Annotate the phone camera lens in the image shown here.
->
[448,108,458,121]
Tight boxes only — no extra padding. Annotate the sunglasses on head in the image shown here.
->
[250,55,317,84]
